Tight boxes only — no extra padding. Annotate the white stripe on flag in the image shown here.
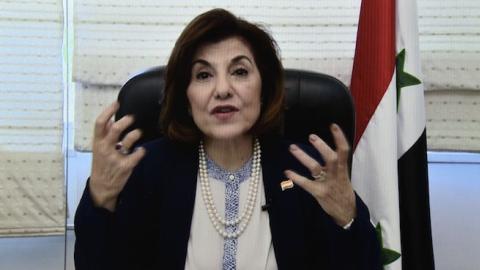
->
[396,0,426,157]
[352,71,402,270]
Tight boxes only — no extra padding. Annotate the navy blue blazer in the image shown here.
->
[74,137,381,270]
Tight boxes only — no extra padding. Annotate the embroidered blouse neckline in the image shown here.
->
[205,154,252,184]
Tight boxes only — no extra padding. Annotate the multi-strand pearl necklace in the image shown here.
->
[198,138,261,239]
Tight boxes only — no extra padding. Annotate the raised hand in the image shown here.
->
[89,102,146,211]
[285,123,356,227]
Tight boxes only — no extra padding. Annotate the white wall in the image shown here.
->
[66,151,91,227]
[428,152,480,270]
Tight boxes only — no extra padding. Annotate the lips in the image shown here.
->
[211,105,239,120]
[211,105,239,114]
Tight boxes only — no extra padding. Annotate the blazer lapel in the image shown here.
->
[158,143,198,269]
[261,138,308,269]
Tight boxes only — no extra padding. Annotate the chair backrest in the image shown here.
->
[116,66,355,165]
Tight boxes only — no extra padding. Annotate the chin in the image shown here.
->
[203,127,252,142]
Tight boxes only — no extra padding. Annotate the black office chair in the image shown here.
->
[115,66,355,169]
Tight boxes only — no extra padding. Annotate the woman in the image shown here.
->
[75,8,381,270]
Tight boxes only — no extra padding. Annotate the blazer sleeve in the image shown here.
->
[295,142,382,270]
[73,156,156,270]
[309,193,382,270]
[73,179,116,270]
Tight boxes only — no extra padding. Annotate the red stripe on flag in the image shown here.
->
[350,0,396,148]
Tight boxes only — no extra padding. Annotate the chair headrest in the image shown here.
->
[116,66,354,151]
[283,69,354,150]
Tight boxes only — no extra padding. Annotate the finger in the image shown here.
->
[308,134,337,168]
[105,115,135,144]
[94,102,119,138]
[289,144,324,176]
[105,119,114,132]
[124,147,146,168]
[284,170,324,197]
[119,129,143,152]
[330,124,350,171]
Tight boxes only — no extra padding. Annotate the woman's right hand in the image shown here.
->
[89,102,146,212]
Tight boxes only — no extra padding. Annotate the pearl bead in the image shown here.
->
[199,138,261,238]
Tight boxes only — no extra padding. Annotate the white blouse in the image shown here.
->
[184,165,278,270]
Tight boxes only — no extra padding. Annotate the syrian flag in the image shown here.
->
[349,0,435,269]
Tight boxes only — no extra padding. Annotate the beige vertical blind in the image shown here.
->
[0,0,65,236]
[73,0,480,152]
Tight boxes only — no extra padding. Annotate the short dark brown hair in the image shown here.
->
[160,8,285,144]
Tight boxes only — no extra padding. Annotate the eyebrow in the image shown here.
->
[191,55,253,68]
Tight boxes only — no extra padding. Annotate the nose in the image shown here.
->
[214,72,232,100]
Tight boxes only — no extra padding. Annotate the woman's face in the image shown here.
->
[186,36,262,142]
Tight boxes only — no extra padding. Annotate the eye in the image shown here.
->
[232,68,248,77]
[195,71,211,80]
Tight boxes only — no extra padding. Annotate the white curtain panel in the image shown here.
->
[0,0,65,236]
[73,0,480,152]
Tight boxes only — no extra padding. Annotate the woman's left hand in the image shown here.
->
[285,123,356,227]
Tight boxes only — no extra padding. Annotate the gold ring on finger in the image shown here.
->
[312,170,327,181]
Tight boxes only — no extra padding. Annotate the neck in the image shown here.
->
[203,135,253,171]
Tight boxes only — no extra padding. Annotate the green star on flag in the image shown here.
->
[376,222,401,267]
[396,49,421,110]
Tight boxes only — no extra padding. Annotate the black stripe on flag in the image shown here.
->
[398,129,435,269]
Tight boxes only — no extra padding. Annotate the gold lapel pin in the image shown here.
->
[280,179,294,191]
